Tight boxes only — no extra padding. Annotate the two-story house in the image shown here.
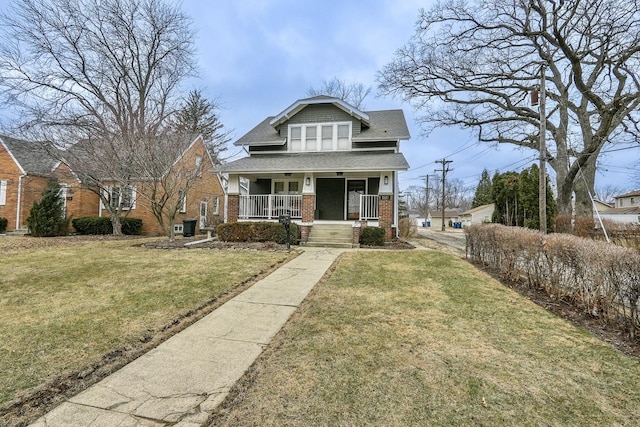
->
[219,96,410,245]
[615,190,640,208]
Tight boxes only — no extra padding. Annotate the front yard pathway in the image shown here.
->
[29,247,344,427]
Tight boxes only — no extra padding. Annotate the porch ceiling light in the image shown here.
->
[305,177,311,186]
[384,175,389,185]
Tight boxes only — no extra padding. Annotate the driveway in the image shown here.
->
[415,228,467,252]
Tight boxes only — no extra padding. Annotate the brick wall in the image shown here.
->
[227,194,239,223]
[0,145,21,230]
[378,197,393,241]
[302,194,315,223]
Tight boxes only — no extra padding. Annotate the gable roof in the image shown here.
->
[0,135,60,175]
[269,96,370,128]
[461,204,494,216]
[615,190,640,199]
[235,97,410,146]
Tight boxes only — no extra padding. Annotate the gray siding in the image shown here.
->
[283,104,363,135]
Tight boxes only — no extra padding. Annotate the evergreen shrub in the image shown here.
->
[72,216,143,235]
[27,182,70,237]
[0,217,7,233]
[360,226,385,246]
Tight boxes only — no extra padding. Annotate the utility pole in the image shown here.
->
[435,159,452,231]
[539,66,547,234]
[420,174,433,222]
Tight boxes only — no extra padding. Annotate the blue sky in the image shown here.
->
[1,0,637,194]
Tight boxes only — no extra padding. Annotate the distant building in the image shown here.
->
[460,204,495,228]
[615,190,640,208]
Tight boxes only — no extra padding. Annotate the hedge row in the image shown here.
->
[72,216,143,235]
[466,224,640,337]
[360,226,385,246]
[0,217,7,233]
[217,222,300,244]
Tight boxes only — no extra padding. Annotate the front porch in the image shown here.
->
[238,193,379,221]
[225,170,400,243]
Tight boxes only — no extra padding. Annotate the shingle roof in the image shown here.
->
[461,204,494,216]
[235,117,285,146]
[235,99,410,146]
[0,135,59,175]
[616,190,640,199]
[218,151,409,174]
[354,110,410,141]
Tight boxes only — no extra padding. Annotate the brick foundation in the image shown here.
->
[378,197,393,241]
[302,194,315,223]
[227,194,239,223]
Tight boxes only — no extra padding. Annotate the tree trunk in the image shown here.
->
[111,214,123,236]
[573,158,596,218]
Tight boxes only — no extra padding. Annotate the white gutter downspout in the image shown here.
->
[393,171,399,238]
[16,174,26,229]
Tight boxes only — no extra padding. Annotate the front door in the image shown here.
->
[347,180,366,220]
[316,178,345,220]
[199,200,207,229]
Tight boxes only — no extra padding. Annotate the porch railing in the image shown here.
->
[239,195,303,219]
[359,194,379,220]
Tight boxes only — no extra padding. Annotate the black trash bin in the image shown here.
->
[182,219,197,237]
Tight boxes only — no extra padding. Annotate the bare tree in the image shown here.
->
[173,89,231,163]
[595,184,627,204]
[132,135,207,241]
[378,0,640,217]
[307,77,372,110]
[0,0,196,234]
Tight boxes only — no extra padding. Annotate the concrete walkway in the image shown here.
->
[29,247,344,427]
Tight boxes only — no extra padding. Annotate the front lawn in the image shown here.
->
[0,236,292,412]
[211,250,640,426]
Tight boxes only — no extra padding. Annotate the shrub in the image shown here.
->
[217,222,300,244]
[360,226,385,246]
[0,217,7,234]
[466,224,640,337]
[72,216,143,235]
[398,217,418,238]
[27,182,70,237]
[121,218,143,235]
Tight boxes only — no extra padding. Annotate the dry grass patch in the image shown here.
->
[0,236,292,411]
[211,250,640,426]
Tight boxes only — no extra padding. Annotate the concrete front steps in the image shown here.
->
[304,223,357,248]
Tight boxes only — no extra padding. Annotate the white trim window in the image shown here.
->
[195,155,203,177]
[0,180,6,206]
[178,189,187,213]
[212,195,220,215]
[109,185,136,210]
[273,180,301,195]
[288,122,352,152]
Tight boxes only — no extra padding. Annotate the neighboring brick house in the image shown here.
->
[96,135,226,235]
[0,135,98,232]
[0,134,224,235]
[219,96,411,244]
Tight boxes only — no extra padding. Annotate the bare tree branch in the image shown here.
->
[378,0,640,216]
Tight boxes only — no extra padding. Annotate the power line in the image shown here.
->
[435,159,453,231]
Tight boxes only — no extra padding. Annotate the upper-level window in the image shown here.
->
[289,122,351,152]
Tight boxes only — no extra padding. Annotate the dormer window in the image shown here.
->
[288,122,351,152]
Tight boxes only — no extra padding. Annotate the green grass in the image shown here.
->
[212,250,640,426]
[0,237,291,406]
